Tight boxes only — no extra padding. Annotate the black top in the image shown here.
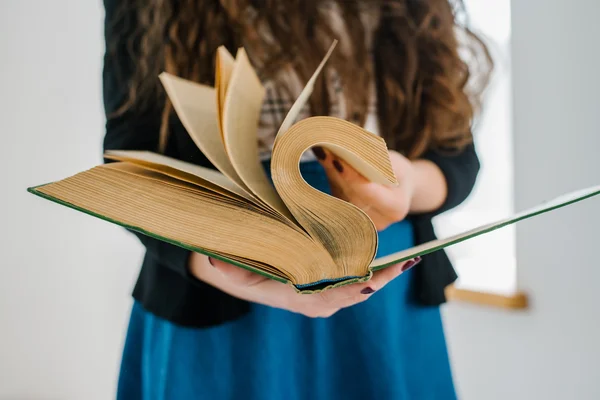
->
[101,0,480,328]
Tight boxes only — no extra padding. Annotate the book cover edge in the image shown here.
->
[28,183,599,290]
[26,184,289,284]
[371,187,600,271]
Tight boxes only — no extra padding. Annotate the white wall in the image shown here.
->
[443,0,600,399]
[0,2,142,399]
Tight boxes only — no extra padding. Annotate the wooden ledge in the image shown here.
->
[445,285,529,310]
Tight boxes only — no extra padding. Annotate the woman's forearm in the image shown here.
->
[409,159,448,213]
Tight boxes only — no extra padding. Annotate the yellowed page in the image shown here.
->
[275,40,338,139]
[158,72,251,195]
[34,164,337,285]
[216,46,236,142]
[223,48,292,218]
[271,116,397,278]
[104,150,256,202]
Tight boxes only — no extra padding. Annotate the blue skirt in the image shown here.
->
[117,161,456,400]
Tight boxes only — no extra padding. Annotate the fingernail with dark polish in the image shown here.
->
[208,257,216,267]
[401,256,422,272]
[361,287,375,295]
[313,146,326,161]
[333,159,344,173]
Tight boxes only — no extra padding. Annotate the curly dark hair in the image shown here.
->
[107,0,493,157]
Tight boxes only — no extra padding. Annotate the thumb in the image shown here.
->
[208,257,266,286]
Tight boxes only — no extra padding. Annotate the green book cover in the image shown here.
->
[27,182,600,293]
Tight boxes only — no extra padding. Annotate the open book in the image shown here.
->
[28,42,600,292]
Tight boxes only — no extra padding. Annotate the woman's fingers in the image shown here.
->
[246,278,341,317]
[316,147,367,185]
[330,157,368,184]
[370,257,421,287]
[208,252,422,318]
[232,260,414,316]
[311,258,420,305]
[208,257,268,287]
[316,148,347,189]
[315,147,376,210]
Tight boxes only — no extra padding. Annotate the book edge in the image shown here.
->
[371,186,600,271]
[27,182,599,290]
[27,184,288,284]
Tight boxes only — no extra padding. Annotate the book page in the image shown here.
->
[158,72,251,195]
[271,116,398,279]
[370,185,600,270]
[216,46,236,142]
[31,164,336,286]
[104,150,257,203]
[275,40,338,139]
[222,48,293,219]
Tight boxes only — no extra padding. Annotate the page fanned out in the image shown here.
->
[370,185,600,270]
[104,150,256,202]
[275,40,338,139]
[158,73,253,197]
[222,48,293,219]
[216,46,236,142]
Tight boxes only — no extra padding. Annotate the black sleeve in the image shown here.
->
[412,142,481,219]
[406,142,480,305]
[101,0,194,280]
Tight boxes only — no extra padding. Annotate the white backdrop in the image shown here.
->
[443,0,600,398]
[1,2,142,399]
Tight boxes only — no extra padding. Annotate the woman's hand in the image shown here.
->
[189,252,420,318]
[313,147,448,230]
[313,147,416,231]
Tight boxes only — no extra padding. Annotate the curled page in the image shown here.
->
[158,73,252,197]
[216,46,235,142]
[275,40,338,139]
[222,48,293,219]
